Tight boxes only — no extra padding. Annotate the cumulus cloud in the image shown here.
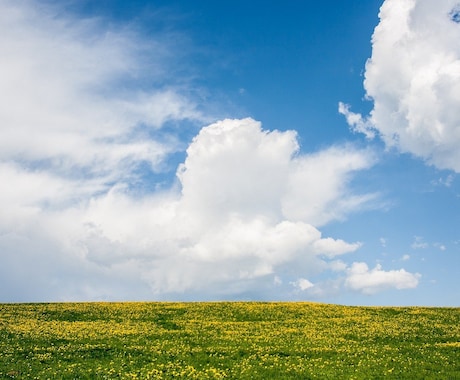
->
[76,119,374,299]
[345,262,421,295]
[342,0,460,172]
[0,115,378,301]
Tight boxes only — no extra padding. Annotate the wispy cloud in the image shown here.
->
[431,174,455,187]
[0,0,203,189]
[338,102,375,140]
[411,236,429,250]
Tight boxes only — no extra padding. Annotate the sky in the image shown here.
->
[1,0,459,305]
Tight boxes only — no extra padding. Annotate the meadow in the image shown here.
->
[0,302,458,379]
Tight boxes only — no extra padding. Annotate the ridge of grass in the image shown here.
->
[0,302,458,379]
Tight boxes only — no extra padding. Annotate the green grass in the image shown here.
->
[0,302,459,379]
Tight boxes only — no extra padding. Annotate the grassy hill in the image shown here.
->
[0,302,458,379]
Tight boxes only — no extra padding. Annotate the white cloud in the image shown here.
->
[342,0,460,172]
[434,243,447,251]
[431,174,455,187]
[134,119,373,297]
[312,238,362,258]
[0,113,376,300]
[0,0,202,184]
[282,259,421,299]
[411,236,428,249]
[328,260,348,272]
[345,262,421,295]
[338,102,376,139]
[291,278,315,291]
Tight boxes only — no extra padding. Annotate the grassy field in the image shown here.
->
[0,302,458,379]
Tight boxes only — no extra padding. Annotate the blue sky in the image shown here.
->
[1,0,459,305]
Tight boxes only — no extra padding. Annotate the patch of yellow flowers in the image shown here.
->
[0,302,458,379]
